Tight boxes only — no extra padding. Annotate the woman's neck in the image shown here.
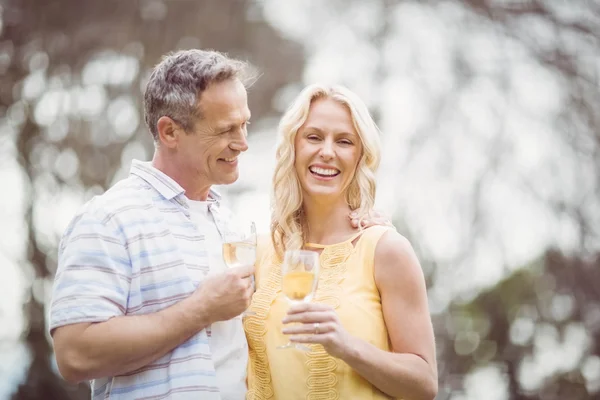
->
[302,196,357,245]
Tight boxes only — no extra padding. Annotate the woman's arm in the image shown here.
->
[342,231,437,399]
[283,231,437,400]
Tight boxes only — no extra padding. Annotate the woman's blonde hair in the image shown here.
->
[271,84,382,258]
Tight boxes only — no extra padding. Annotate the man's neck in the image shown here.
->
[151,151,211,201]
[302,195,356,245]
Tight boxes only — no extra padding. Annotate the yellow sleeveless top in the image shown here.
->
[244,226,395,400]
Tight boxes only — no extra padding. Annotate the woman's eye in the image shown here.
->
[307,135,320,141]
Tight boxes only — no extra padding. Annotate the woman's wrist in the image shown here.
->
[337,334,362,363]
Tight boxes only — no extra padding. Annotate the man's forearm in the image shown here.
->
[54,295,211,382]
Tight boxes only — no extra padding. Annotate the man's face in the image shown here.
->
[178,78,251,187]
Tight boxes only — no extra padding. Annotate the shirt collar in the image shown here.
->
[129,160,221,205]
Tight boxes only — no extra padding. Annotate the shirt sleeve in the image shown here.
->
[49,210,131,334]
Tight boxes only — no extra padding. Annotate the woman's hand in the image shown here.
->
[281,302,354,359]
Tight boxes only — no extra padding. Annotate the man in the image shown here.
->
[50,49,255,400]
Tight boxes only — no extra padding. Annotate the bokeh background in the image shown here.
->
[1,0,599,399]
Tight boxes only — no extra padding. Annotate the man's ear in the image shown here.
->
[156,116,181,149]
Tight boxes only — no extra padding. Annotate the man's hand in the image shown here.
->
[349,210,394,229]
[194,264,255,323]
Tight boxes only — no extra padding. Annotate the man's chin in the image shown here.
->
[216,172,239,186]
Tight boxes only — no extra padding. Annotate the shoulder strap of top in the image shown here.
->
[353,226,395,274]
[305,230,364,249]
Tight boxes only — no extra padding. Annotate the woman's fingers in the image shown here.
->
[282,322,335,335]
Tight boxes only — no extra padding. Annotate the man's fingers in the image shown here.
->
[349,209,392,226]
[246,276,255,291]
[231,264,255,278]
[244,283,255,301]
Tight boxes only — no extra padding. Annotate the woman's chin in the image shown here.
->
[303,186,343,201]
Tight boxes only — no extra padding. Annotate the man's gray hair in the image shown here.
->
[144,49,255,141]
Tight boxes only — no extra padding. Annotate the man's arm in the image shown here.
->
[53,293,210,382]
[50,209,255,383]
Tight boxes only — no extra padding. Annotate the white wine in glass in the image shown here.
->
[223,240,256,268]
[222,221,257,317]
[282,271,316,302]
[277,249,319,351]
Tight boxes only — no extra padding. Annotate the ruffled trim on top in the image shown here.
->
[304,239,358,400]
[244,251,280,399]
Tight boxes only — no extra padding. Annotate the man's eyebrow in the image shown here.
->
[215,118,251,132]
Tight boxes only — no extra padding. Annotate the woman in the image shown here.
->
[244,84,438,400]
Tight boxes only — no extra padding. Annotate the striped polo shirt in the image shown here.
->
[49,160,243,400]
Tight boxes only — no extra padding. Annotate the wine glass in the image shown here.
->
[277,249,320,351]
[222,221,257,317]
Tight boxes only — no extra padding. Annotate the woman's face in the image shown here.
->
[294,97,363,202]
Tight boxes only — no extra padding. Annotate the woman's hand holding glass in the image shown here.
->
[277,249,320,351]
[281,302,353,359]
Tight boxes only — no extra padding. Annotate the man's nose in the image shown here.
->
[230,128,249,152]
